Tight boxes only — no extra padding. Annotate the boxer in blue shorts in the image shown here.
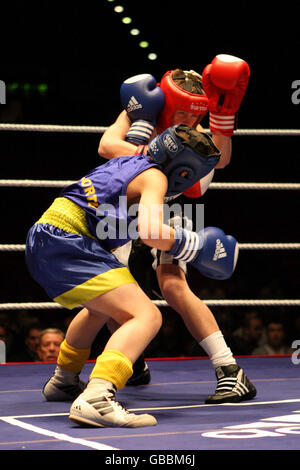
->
[26,123,243,428]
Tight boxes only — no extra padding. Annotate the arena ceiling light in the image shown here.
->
[107,0,158,61]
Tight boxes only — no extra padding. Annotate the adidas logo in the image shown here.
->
[127,96,142,112]
[213,239,227,261]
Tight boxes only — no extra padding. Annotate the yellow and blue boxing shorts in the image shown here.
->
[25,197,137,309]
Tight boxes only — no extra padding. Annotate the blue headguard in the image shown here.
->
[147,124,221,196]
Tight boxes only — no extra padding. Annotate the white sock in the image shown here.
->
[199,330,236,369]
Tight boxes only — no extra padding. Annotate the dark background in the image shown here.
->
[0,1,299,359]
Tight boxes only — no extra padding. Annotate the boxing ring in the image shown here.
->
[0,124,299,451]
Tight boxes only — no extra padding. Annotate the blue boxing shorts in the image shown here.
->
[25,198,137,309]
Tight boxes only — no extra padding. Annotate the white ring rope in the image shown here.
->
[1,180,300,191]
[0,123,299,136]
[154,299,300,307]
[209,182,300,190]
[0,124,108,133]
[0,179,75,188]
[1,243,300,252]
[0,299,299,311]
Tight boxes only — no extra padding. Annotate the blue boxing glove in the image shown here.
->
[167,226,239,280]
[120,74,165,145]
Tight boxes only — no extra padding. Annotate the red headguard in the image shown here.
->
[156,70,209,134]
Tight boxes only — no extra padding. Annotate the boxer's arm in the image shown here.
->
[99,74,163,159]
[196,121,232,168]
[127,168,176,251]
[212,133,232,168]
[98,111,138,159]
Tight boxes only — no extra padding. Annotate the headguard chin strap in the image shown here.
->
[148,124,221,196]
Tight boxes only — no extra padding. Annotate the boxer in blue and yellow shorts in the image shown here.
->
[26,179,138,309]
[26,124,240,428]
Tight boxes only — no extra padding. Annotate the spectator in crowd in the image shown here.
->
[232,311,266,345]
[8,324,43,362]
[231,314,264,355]
[0,323,8,344]
[252,320,293,355]
[37,328,65,362]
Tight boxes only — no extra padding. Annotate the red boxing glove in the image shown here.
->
[202,54,250,137]
[183,169,215,198]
